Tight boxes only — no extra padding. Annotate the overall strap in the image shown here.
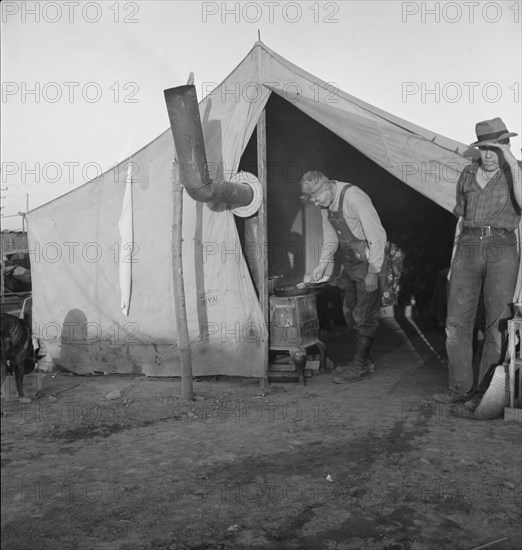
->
[337,183,352,214]
[328,183,361,243]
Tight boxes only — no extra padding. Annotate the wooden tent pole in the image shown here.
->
[257,110,269,388]
[171,161,194,401]
[245,109,269,388]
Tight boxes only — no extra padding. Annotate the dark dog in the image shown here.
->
[1,313,37,402]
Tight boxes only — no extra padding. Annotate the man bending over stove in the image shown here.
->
[301,170,389,383]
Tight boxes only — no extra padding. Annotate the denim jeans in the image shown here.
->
[445,232,519,395]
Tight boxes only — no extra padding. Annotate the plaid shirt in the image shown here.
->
[454,161,521,229]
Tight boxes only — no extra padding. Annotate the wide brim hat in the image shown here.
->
[470,117,517,147]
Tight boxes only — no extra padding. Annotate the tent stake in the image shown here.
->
[171,161,194,401]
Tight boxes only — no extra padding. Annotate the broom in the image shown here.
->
[472,364,509,420]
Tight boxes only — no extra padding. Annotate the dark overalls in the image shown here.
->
[327,184,388,339]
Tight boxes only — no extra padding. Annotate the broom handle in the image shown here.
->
[469,536,508,550]
[508,321,516,408]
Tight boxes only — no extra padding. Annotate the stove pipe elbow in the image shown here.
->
[164,85,259,213]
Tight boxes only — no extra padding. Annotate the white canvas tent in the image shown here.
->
[26,42,520,377]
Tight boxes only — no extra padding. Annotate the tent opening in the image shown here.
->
[237,92,457,317]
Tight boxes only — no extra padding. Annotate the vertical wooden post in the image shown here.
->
[171,162,194,401]
[0,256,5,303]
[245,110,269,387]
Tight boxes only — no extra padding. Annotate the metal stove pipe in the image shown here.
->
[164,85,254,207]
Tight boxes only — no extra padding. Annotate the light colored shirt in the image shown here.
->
[319,181,387,274]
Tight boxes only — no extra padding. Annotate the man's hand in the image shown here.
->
[481,141,515,161]
[485,141,522,208]
[364,272,378,292]
[305,264,327,283]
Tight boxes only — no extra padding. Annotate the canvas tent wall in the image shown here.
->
[27,42,505,376]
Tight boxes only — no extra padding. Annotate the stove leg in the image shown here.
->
[316,340,328,372]
[290,348,307,386]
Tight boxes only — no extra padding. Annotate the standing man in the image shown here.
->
[433,118,522,404]
[301,170,388,383]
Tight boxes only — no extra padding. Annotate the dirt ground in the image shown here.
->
[1,315,521,550]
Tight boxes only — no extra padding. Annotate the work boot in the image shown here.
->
[333,356,369,383]
[333,335,374,383]
[335,356,375,374]
[431,390,470,404]
[334,333,376,374]
[334,330,356,374]
[366,355,376,373]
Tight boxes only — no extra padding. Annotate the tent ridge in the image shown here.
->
[256,42,471,157]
